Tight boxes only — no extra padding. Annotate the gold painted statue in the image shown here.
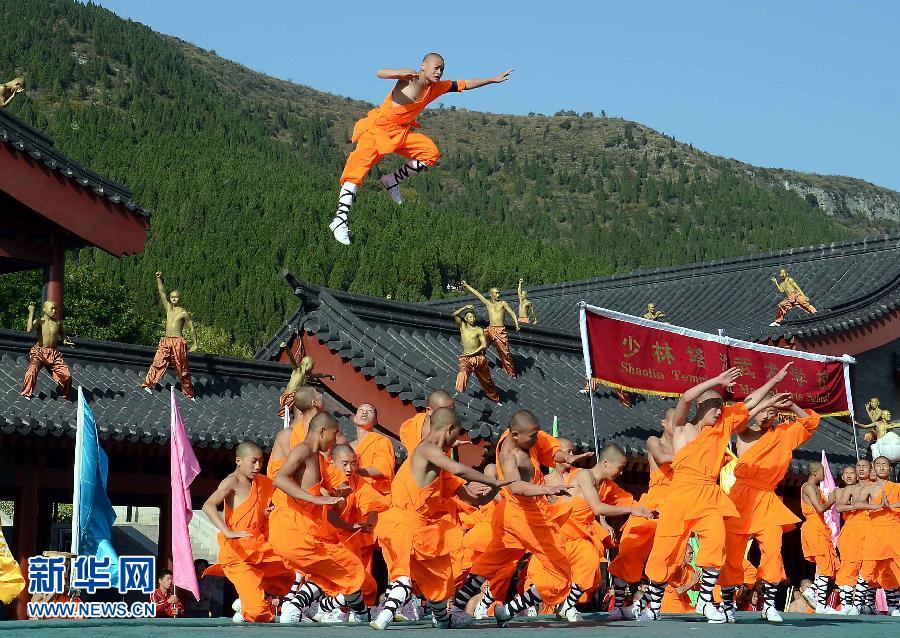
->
[769,268,817,326]
[0,77,25,108]
[20,299,74,400]
[278,343,335,416]
[857,398,899,441]
[142,272,197,398]
[517,278,537,325]
[453,304,500,403]
[643,303,667,322]
[460,280,518,377]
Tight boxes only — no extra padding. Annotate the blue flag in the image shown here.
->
[73,387,119,583]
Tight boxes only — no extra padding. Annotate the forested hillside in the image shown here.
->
[1,0,896,352]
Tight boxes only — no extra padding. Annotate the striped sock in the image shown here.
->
[839,585,855,608]
[865,582,876,609]
[344,591,369,622]
[613,578,628,609]
[761,581,777,610]
[318,594,344,612]
[720,586,736,614]
[388,160,428,187]
[455,574,485,609]
[428,599,451,627]
[644,582,664,617]
[886,588,899,611]
[560,584,584,613]
[814,575,829,607]
[854,577,867,607]
[507,585,542,615]
[383,578,412,615]
[481,585,496,608]
[288,581,323,611]
[284,572,304,599]
[698,568,720,605]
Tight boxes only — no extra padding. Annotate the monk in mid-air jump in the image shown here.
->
[329,53,511,245]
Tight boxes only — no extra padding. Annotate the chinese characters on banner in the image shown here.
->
[580,305,854,416]
[27,555,155,595]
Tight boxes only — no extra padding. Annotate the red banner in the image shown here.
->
[580,305,854,416]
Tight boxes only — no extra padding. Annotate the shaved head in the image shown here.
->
[557,437,574,455]
[236,441,262,458]
[807,461,823,475]
[309,412,339,432]
[423,52,444,63]
[427,390,455,411]
[294,385,320,412]
[599,444,626,463]
[510,410,539,432]
[332,444,355,461]
[431,407,460,432]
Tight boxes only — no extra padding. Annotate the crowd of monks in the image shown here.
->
[200,363,900,628]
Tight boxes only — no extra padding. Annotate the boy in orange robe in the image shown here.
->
[720,387,819,623]
[799,461,840,613]
[608,409,675,620]
[834,462,879,613]
[329,53,511,245]
[453,410,586,626]
[399,390,456,454]
[270,413,367,622]
[862,457,900,616]
[528,444,655,621]
[640,366,790,623]
[201,442,296,623]
[371,408,512,630]
[662,545,699,613]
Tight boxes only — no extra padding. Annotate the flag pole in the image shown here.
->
[71,387,84,556]
[579,303,600,456]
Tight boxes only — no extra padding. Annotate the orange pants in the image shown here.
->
[277,391,293,418]
[484,326,515,377]
[774,293,817,323]
[455,353,500,403]
[871,559,900,589]
[529,536,601,596]
[222,559,295,622]
[836,559,877,587]
[646,514,724,583]
[21,346,71,398]
[268,509,366,596]
[143,336,194,397]
[340,130,440,187]
[721,527,783,586]
[608,516,657,583]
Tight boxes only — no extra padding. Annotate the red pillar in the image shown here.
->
[44,230,65,318]
[12,466,38,620]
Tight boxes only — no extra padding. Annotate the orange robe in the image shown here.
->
[861,481,900,589]
[268,452,365,596]
[266,421,307,510]
[800,486,840,578]
[645,404,748,582]
[376,460,466,601]
[399,413,428,455]
[661,564,696,612]
[835,509,870,586]
[471,431,572,605]
[340,80,467,187]
[460,500,498,574]
[208,475,295,622]
[608,463,672,583]
[721,412,820,586]
[355,430,396,496]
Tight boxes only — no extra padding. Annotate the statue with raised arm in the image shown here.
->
[142,272,197,398]
[453,304,500,403]
[277,342,335,417]
[857,399,900,441]
[20,299,74,400]
[769,268,817,327]
[517,278,537,325]
[643,303,667,323]
[0,77,25,108]
[460,280,518,377]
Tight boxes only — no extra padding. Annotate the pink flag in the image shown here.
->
[820,451,841,543]
[170,388,201,600]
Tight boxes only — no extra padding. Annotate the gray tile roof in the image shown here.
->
[0,110,148,217]
[257,272,860,471]
[425,234,900,343]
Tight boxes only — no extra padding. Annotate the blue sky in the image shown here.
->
[93,1,899,191]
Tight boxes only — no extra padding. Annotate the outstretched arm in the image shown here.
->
[186,314,198,351]
[453,305,473,327]
[201,476,251,539]
[745,363,791,410]
[770,276,785,293]
[646,436,674,466]
[376,68,419,80]
[518,279,524,302]
[499,452,571,497]
[59,322,74,347]
[462,69,513,90]
[274,446,344,506]
[26,304,36,333]
[421,444,510,489]
[672,367,741,429]
[460,281,489,305]
[574,470,654,519]
[503,302,520,330]
[155,272,172,311]
[281,342,300,369]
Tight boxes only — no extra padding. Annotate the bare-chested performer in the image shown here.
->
[517,279,537,325]
[277,343,334,417]
[142,272,198,397]
[460,280,519,377]
[453,304,500,403]
[769,268,817,326]
[21,299,74,400]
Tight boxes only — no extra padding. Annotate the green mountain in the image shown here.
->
[1,0,897,352]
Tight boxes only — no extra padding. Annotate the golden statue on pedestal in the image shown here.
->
[453,304,500,403]
[769,268,817,326]
[857,398,899,441]
[643,303,667,322]
[142,272,198,398]
[0,77,25,108]
[20,300,74,400]
[460,280,519,377]
[278,343,335,416]
[517,279,537,325]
